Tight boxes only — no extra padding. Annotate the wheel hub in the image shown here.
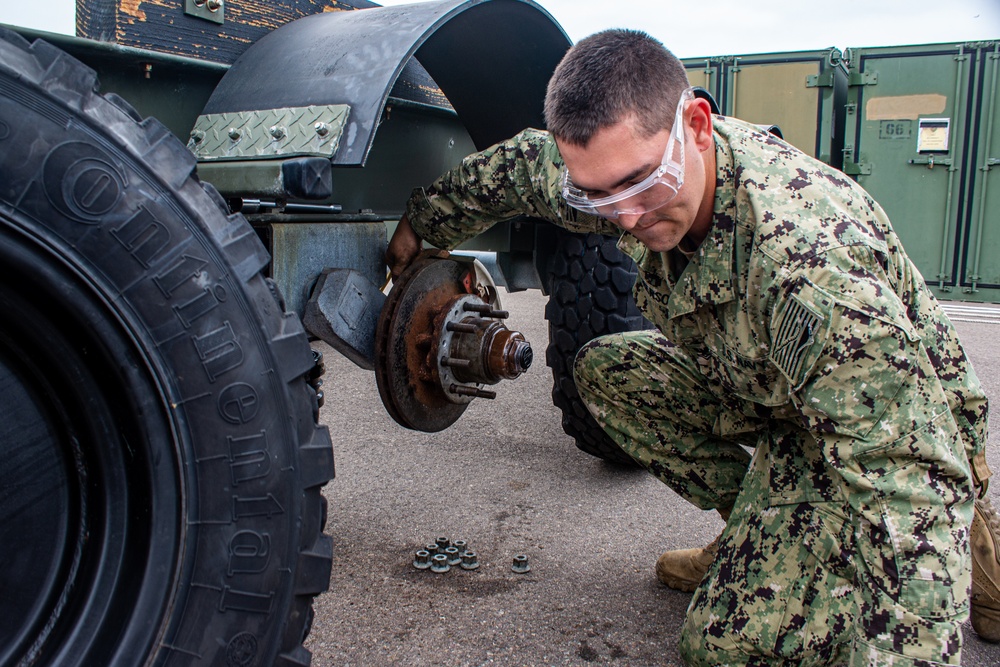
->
[374,251,532,432]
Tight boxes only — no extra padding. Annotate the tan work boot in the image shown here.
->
[972,496,1000,642]
[655,508,731,593]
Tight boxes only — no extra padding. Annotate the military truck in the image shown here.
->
[0,1,651,664]
[3,0,995,664]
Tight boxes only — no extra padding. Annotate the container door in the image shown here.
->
[722,50,846,167]
[844,43,976,300]
[962,44,1000,301]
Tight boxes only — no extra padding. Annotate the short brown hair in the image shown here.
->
[543,29,690,146]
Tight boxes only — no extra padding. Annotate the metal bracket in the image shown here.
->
[843,160,872,176]
[842,145,871,175]
[304,269,386,370]
[196,157,333,200]
[806,71,835,88]
[184,0,224,25]
[849,70,878,86]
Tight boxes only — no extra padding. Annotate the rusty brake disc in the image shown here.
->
[374,250,532,432]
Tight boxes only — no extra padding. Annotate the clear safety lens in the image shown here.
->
[561,87,694,220]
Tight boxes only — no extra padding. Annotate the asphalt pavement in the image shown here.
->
[306,289,1000,666]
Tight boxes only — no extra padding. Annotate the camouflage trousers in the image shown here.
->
[574,330,865,666]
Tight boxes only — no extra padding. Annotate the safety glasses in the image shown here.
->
[561,87,694,221]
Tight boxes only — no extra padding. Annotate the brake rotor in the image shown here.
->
[375,250,532,432]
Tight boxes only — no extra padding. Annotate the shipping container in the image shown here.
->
[684,48,848,168]
[843,41,1000,302]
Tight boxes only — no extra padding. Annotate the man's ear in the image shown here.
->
[688,98,714,151]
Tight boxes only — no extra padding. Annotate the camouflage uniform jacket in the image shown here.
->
[406,117,989,664]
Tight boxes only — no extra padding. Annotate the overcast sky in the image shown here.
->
[1,0,997,57]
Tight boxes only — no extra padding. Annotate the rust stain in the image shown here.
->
[119,0,147,21]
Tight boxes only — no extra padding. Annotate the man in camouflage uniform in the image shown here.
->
[386,29,998,665]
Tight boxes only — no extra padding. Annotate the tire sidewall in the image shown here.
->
[0,37,323,666]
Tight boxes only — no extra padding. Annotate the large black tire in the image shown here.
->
[544,230,651,466]
[0,31,333,666]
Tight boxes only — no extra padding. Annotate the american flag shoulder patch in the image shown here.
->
[770,289,830,388]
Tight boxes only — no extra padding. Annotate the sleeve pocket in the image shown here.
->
[776,277,917,440]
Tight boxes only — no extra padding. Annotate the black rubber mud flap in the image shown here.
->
[545,229,651,467]
[0,29,334,666]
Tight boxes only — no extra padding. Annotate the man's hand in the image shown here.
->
[386,214,422,281]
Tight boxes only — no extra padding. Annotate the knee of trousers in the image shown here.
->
[571,336,619,403]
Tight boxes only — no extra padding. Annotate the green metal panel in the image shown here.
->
[685,49,847,168]
[719,49,848,168]
[683,57,724,102]
[843,41,1000,302]
[964,44,1000,299]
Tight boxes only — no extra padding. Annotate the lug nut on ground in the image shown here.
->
[511,554,531,574]
[460,551,480,570]
[430,554,450,573]
[444,546,461,565]
[413,550,431,570]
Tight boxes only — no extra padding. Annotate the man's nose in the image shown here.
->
[615,212,642,230]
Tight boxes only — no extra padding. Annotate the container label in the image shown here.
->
[917,118,951,153]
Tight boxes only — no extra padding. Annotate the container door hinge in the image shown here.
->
[843,160,872,175]
[849,71,878,86]
[185,0,224,25]
[806,71,835,88]
[842,146,871,175]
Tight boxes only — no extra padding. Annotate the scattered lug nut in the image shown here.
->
[436,537,450,551]
[460,551,480,570]
[430,554,450,573]
[511,554,531,574]
[452,540,468,553]
[425,543,440,556]
[444,546,461,566]
[413,550,431,570]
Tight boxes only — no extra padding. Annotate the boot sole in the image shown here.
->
[655,574,699,593]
